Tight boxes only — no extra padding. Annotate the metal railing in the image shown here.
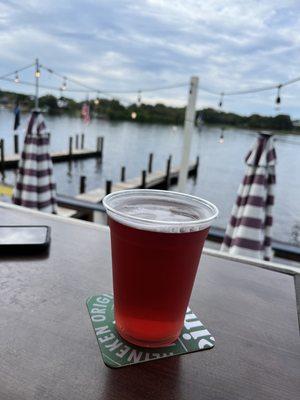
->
[57,195,300,263]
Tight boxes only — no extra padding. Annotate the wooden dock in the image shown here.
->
[0,152,199,220]
[56,160,198,219]
[0,135,104,170]
[2,148,101,169]
[76,163,197,204]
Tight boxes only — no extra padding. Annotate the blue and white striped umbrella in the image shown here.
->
[221,133,276,260]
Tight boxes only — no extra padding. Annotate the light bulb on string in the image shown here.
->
[219,128,225,144]
[61,77,67,91]
[275,84,282,111]
[35,69,41,78]
[218,92,224,108]
[14,72,19,83]
[94,98,100,105]
[131,111,137,120]
[137,90,142,107]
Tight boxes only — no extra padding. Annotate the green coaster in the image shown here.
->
[86,294,215,368]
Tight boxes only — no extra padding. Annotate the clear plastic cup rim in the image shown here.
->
[103,189,219,230]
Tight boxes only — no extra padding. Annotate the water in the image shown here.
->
[1,108,300,245]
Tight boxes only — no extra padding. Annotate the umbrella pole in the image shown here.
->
[178,76,199,193]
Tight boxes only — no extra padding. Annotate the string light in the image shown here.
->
[94,98,100,105]
[4,58,300,116]
[137,90,142,106]
[131,111,137,120]
[219,92,224,108]
[61,77,67,91]
[275,84,282,111]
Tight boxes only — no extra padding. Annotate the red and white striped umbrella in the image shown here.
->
[13,111,57,213]
[221,133,276,260]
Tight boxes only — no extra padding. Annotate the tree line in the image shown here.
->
[0,90,295,131]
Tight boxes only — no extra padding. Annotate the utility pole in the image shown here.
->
[178,76,199,192]
[35,58,40,109]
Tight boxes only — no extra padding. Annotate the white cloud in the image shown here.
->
[0,0,299,116]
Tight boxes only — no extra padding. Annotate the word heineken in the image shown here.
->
[87,294,215,368]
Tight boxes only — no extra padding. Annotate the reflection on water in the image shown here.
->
[1,109,300,245]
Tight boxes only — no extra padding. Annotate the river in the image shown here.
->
[1,108,300,246]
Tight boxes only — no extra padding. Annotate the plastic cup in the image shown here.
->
[103,189,218,348]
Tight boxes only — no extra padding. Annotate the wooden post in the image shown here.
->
[121,166,126,182]
[79,176,86,194]
[81,134,85,149]
[75,134,79,150]
[195,155,200,178]
[97,136,104,161]
[69,137,73,158]
[178,76,199,192]
[148,153,153,173]
[14,134,19,154]
[97,137,101,152]
[0,139,5,179]
[141,170,146,188]
[165,155,172,189]
[106,180,112,195]
[100,136,104,160]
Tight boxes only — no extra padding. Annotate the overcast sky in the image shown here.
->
[0,0,300,117]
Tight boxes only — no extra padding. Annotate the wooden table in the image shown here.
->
[0,203,299,400]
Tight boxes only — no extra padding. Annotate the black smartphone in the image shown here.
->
[0,225,51,254]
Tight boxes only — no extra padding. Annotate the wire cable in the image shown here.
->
[0,62,35,79]
[2,59,300,105]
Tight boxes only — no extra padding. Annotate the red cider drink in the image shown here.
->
[103,190,218,348]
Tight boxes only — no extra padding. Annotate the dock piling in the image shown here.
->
[79,176,86,194]
[68,137,73,158]
[0,139,5,179]
[121,166,126,182]
[141,170,147,188]
[75,134,79,150]
[97,136,104,161]
[14,134,19,154]
[148,153,153,173]
[195,155,200,178]
[81,134,85,149]
[105,180,112,195]
[165,155,172,189]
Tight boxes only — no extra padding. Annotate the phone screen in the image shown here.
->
[0,226,48,245]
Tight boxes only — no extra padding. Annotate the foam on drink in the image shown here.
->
[103,189,218,233]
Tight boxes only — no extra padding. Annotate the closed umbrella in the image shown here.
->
[221,133,276,260]
[13,111,57,213]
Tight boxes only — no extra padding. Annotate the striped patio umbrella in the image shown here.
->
[221,133,276,260]
[13,111,57,213]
